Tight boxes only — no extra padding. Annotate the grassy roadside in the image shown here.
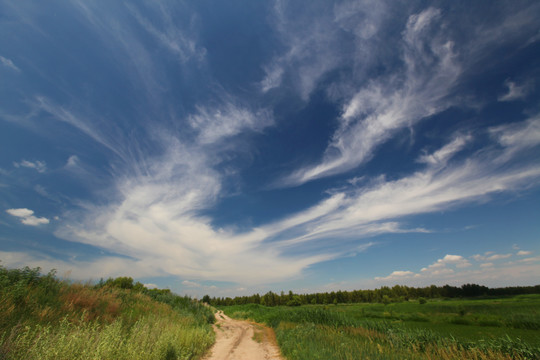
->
[220,296,540,360]
[0,264,215,360]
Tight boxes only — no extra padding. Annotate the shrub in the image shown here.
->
[0,264,215,359]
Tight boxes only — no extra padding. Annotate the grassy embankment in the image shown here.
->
[221,295,540,360]
[0,265,215,360]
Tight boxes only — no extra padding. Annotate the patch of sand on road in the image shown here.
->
[203,310,284,360]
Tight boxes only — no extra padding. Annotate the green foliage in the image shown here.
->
[418,297,427,304]
[220,296,540,360]
[145,289,215,325]
[1,313,214,360]
[0,264,214,360]
[208,283,540,307]
[287,295,302,307]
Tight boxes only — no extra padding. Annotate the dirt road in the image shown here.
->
[203,310,284,360]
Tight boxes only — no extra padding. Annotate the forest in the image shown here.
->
[205,283,540,307]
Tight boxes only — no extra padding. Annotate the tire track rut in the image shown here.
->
[203,310,284,360]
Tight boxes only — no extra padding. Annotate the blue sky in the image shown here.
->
[1,0,539,297]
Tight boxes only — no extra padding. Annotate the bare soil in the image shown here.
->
[203,310,284,360]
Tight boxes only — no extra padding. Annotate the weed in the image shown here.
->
[220,296,540,360]
[0,264,215,360]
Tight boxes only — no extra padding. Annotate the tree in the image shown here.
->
[287,295,302,306]
[105,276,134,289]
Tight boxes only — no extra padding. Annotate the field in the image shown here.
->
[3,263,539,360]
[220,295,540,360]
[0,265,215,360]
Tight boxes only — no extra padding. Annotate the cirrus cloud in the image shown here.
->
[13,160,47,173]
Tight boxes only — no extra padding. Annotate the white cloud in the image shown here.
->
[487,253,512,261]
[0,55,20,72]
[20,216,49,226]
[420,254,471,274]
[464,3,540,63]
[266,117,540,249]
[143,283,158,289]
[13,159,47,173]
[283,7,461,186]
[45,111,540,284]
[260,64,284,93]
[189,102,273,144]
[261,0,391,100]
[517,250,532,256]
[259,1,346,99]
[489,116,540,163]
[519,256,540,263]
[498,79,533,102]
[375,251,540,287]
[472,252,514,262]
[34,97,130,163]
[182,280,201,288]
[417,135,471,167]
[66,155,80,167]
[125,2,205,63]
[55,131,331,285]
[6,208,34,218]
[71,0,178,102]
[472,254,484,262]
[375,270,414,281]
[6,208,50,226]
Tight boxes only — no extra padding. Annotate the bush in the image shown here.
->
[0,264,215,359]
[287,296,302,307]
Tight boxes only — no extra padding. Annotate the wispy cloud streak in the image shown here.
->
[13,159,47,173]
[0,56,20,72]
[260,1,348,99]
[498,79,533,102]
[284,7,461,185]
[56,115,540,283]
[267,120,540,249]
[189,102,273,145]
[125,2,206,63]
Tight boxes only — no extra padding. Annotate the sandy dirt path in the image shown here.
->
[203,310,284,360]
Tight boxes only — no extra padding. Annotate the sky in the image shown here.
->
[1,0,540,298]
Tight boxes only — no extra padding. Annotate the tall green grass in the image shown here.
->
[221,299,540,360]
[0,264,215,360]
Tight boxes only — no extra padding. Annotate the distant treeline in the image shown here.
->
[204,284,540,307]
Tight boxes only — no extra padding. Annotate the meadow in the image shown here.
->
[220,295,540,360]
[0,265,215,360]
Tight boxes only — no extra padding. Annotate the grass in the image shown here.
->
[220,296,540,360]
[0,265,215,360]
[252,324,265,343]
